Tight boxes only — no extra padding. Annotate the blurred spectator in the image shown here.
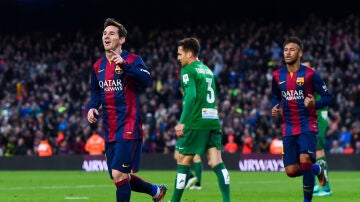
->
[14,137,29,155]
[56,131,65,146]
[355,141,360,154]
[224,135,239,154]
[241,129,253,154]
[58,139,70,155]
[71,136,86,154]
[4,135,16,157]
[338,126,351,148]
[329,140,343,154]
[258,137,270,153]
[153,130,166,153]
[85,133,105,155]
[342,142,354,154]
[36,139,53,157]
[269,136,283,155]
[351,121,360,149]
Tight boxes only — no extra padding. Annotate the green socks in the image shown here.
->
[213,163,230,202]
[170,164,190,202]
[193,161,203,185]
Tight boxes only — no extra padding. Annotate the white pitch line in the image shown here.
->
[0,184,112,191]
[64,196,89,200]
[1,178,359,191]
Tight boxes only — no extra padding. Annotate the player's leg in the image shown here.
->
[283,135,314,202]
[313,150,332,196]
[299,153,315,202]
[185,172,198,190]
[128,140,167,201]
[207,130,230,202]
[312,153,328,187]
[130,174,167,201]
[171,154,194,202]
[170,130,200,202]
[191,154,203,190]
[313,125,332,196]
[299,132,321,202]
[313,157,320,193]
[186,154,202,190]
[105,142,131,202]
[207,147,230,202]
[313,133,322,193]
[175,149,196,189]
[283,136,302,177]
[112,170,131,202]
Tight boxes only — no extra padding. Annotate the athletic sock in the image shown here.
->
[213,163,230,202]
[312,163,321,175]
[300,163,314,201]
[115,178,131,202]
[187,169,195,182]
[129,174,157,196]
[170,164,190,202]
[193,161,203,185]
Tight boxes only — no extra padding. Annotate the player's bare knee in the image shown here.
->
[112,170,129,184]
[207,159,221,168]
[193,154,201,162]
[285,166,300,177]
[286,171,298,178]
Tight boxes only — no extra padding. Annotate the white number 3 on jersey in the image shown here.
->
[206,78,215,103]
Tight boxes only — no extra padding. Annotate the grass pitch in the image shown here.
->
[0,170,359,201]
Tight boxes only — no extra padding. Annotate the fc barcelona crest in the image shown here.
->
[296,77,304,86]
[115,65,123,74]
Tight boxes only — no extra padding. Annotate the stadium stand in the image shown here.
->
[0,1,359,156]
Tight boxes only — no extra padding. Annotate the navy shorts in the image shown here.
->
[282,132,317,167]
[105,140,142,179]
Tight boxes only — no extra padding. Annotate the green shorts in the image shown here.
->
[176,129,223,155]
[317,122,327,150]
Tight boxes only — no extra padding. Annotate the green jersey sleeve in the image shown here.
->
[315,93,328,124]
[179,68,196,124]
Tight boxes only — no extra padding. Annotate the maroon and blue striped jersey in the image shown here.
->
[88,50,152,142]
[272,65,332,137]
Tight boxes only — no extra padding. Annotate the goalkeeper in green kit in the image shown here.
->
[169,37,230,202]
[302,59,332,197]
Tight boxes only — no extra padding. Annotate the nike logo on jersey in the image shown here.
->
[98,69,105,73]
[278,81,286,85]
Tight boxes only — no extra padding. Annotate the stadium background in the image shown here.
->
[0,0,360,165]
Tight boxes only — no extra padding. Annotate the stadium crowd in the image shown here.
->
[0,14,359,156]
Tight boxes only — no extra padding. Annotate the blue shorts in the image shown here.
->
[105,140,142,179]
[282,132,317,167]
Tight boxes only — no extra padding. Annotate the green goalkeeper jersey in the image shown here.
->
[315,93,329,127]
[179,60,221,130]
